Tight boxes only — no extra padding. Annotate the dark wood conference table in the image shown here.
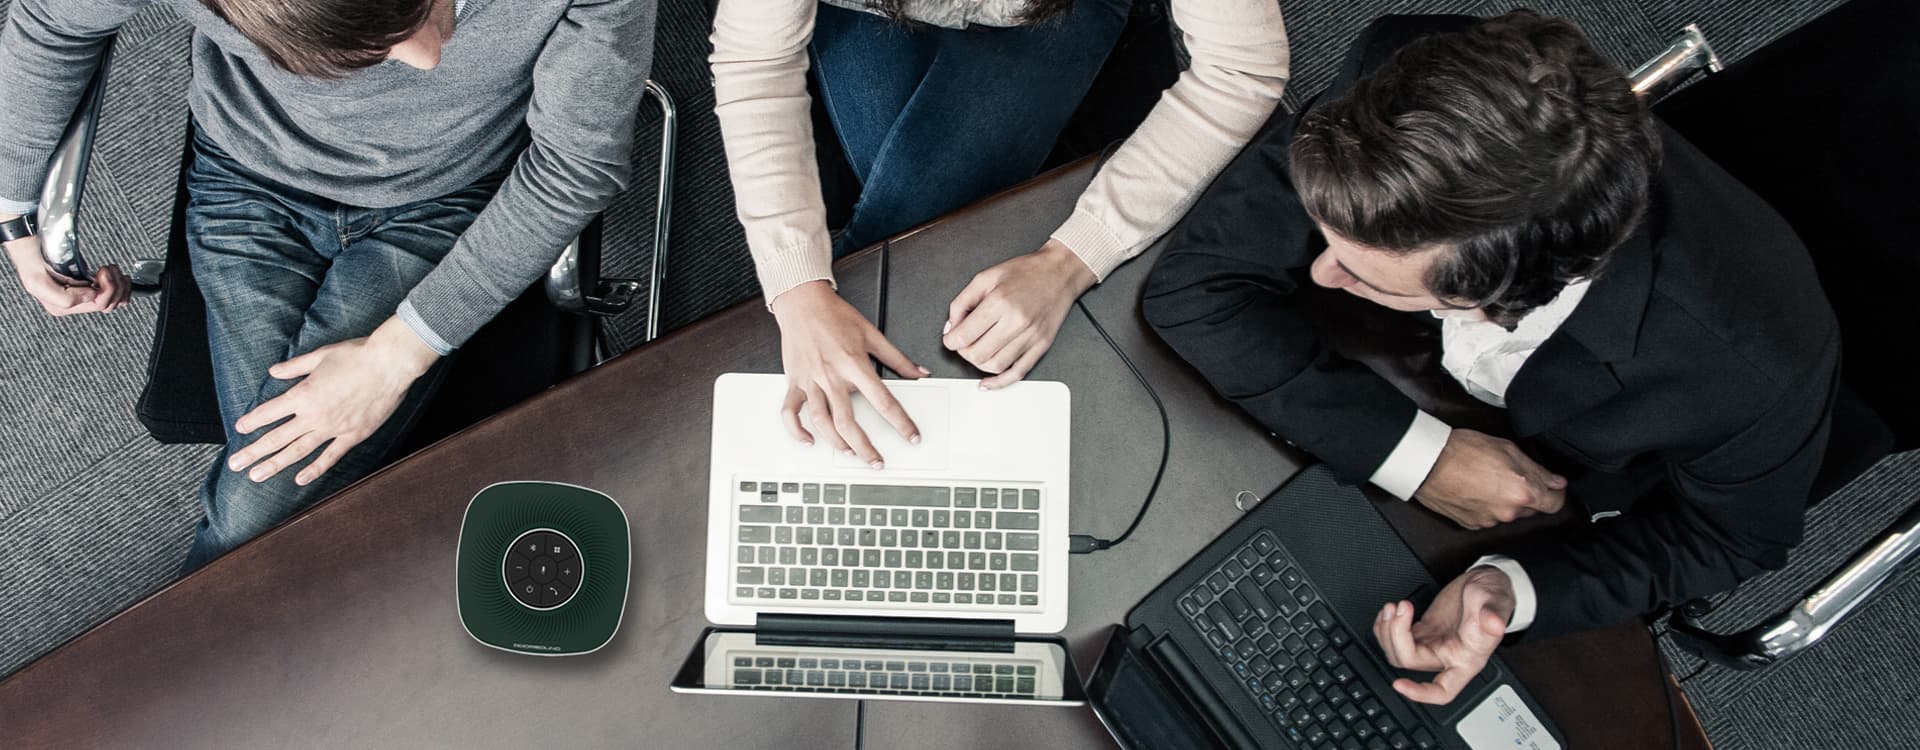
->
[0,160,1708,749]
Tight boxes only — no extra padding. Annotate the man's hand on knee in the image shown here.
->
[1413,428,1567,529]
[227,316,440,486]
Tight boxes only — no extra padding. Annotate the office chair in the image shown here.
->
[36,38,677,449]
[1633,0,1920,671]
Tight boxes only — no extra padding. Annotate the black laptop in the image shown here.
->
[1085,464,1566,750]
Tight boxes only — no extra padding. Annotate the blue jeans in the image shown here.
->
[179,130,499,572]
[811,0,1131,257]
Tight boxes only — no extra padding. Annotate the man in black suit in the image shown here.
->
[1144,11,1838,705]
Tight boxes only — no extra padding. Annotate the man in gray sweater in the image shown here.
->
[0,0,656,570]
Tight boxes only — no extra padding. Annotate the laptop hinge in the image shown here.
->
[1141,630,1262,750]
[754,614,1017,653]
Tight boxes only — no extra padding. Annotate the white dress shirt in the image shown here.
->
[1366,279,1593,631]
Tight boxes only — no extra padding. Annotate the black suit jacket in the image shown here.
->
[1142,17,1840,639]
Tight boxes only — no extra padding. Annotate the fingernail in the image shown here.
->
[942,321,952,335]
[800,438,814,446]
[909,434,922,445]
[978,383,989,391]
[870,460,884,470]
[295,474,310,486]
[841,449,854,457]
[916,366,931,376]
[249,468,267,482]
[228,457,242,471]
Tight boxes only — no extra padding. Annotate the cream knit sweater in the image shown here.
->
[710,0,1291,304]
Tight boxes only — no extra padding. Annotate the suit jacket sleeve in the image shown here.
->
[1507,341,1838,640]
[1141,104,1424,485]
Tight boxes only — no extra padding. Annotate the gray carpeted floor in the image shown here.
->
[5,1,1916,748]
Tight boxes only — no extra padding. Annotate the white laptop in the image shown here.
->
[676,373,1082,706]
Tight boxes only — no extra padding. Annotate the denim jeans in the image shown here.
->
[811,0,1132,257]
[179,129,500,572]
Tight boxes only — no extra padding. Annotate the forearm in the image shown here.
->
[0,0,145,203]
[709,0,833,306]
[1053,0,1289,279]
[400,0,653,351]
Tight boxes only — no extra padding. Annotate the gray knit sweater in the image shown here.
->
[0,0,656,351]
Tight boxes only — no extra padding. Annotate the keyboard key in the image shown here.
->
[1020,574,1038,592]
[981,489,998,508]
[1309,603,1338,631]
[738,526,772,544]
[737,567,764,585]
[740,506,783,523]
[1224,560,1245,579]
[1208,573,1230,594]
[1221,590,1251,620]
[825,485,847,504]
[1236,578,1279,620]
[1206,603,1242,640]
[1236,547,1259,569]
[1022,489,1040,509]
[974,511,993,528]
[995,512,1040,530]
[955,488,976,507]
[985,532,1003,551]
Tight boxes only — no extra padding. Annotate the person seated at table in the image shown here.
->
[1144,11,1837,705]
[709,0,1290,465]
[0,0,657,571]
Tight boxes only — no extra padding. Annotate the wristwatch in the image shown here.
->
[0,213,36,243]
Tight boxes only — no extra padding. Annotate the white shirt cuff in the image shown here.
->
[1368,410,1452,501]
[1471,555,1537,632]
[0,196,38,216]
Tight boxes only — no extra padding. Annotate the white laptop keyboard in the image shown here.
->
[729,480,1046,611]
[725,651,1044,698]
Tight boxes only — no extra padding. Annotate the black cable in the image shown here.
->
[1068,298,1171,554]
[874,240,890,377]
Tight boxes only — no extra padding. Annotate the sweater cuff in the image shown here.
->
[1050,209,1132,282]
[396,299,458,356]
[0,196,37,216]
[758,240,836,310]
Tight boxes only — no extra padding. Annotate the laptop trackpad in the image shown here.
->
[829,383,953,471]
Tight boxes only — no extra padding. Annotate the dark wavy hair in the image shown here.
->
[865,0,1076,25]
[1291,10,1660,327]
[200,0,437,78]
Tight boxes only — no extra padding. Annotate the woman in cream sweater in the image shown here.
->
[711,0,1290,464]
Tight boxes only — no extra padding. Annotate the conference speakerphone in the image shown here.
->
[457,481,630,656]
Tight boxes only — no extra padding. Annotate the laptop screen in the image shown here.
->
[671,627,1086,707]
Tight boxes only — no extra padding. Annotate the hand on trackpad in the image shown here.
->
[828,384,953,471]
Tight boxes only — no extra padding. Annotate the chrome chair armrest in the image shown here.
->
[1629,24,1725,102]
[38,40,113,284]
[545,79,677,344]
[1670,501,1920,669]
[36,37,164,292]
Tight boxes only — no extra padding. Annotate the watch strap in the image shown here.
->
[0,213,36,243]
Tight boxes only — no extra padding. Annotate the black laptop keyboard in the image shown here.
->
[1178,531,1440,750]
